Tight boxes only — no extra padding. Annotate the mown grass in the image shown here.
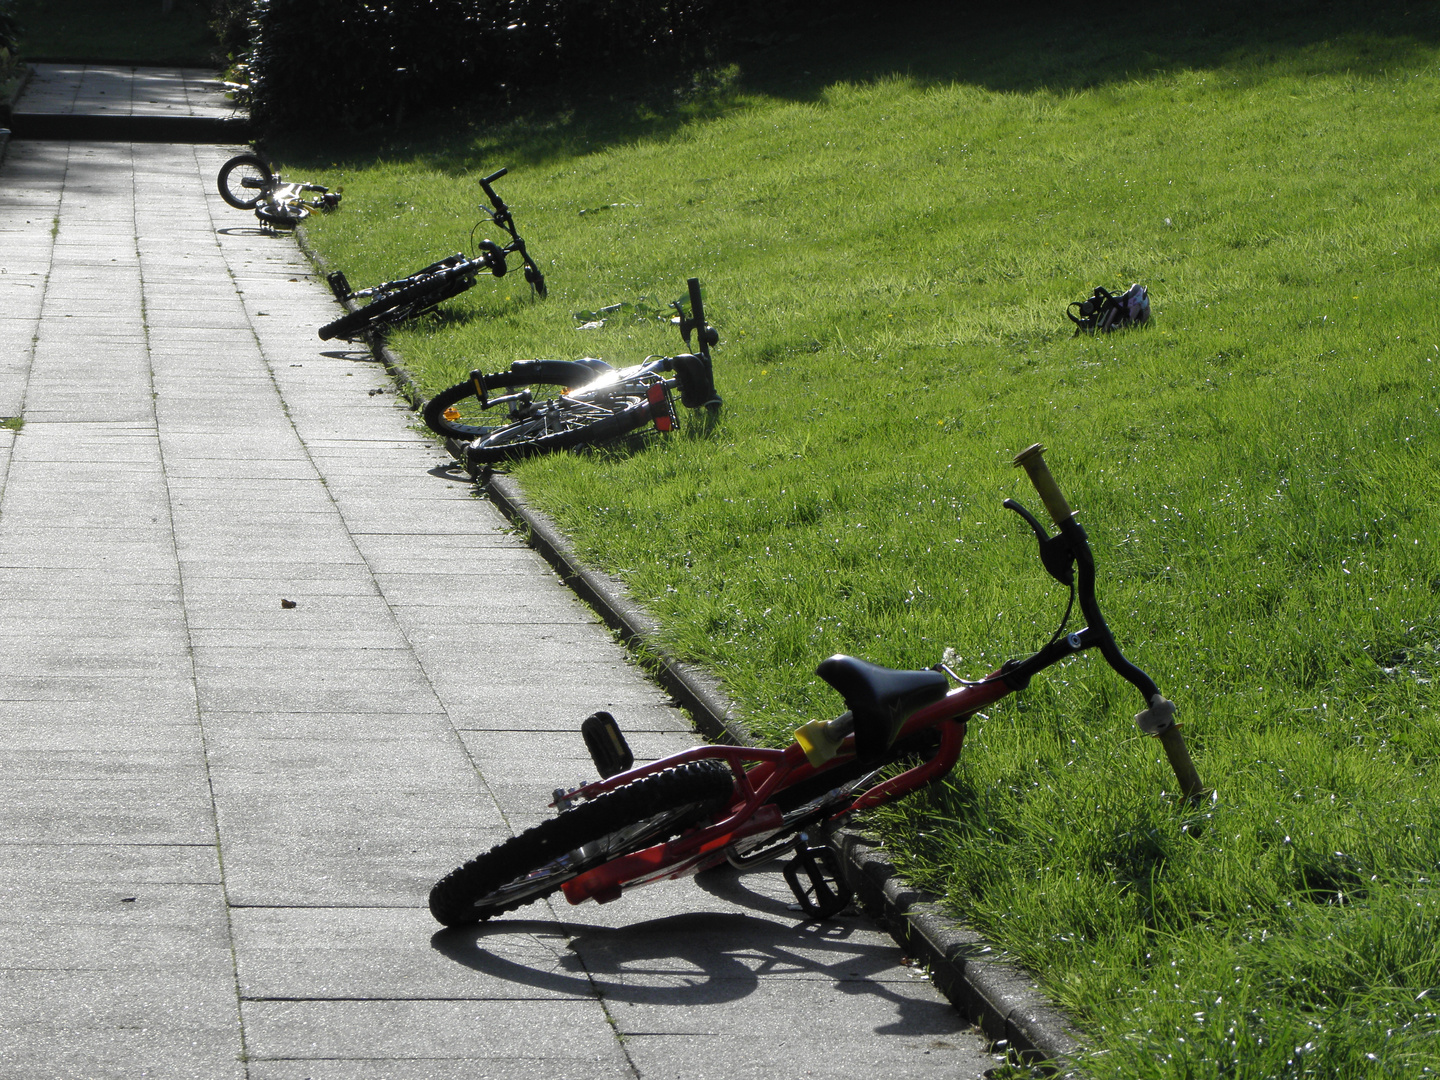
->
[287,2,1440,1075]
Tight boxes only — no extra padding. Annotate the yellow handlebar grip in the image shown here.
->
[1013,443,1074,526]
[1157,724,1208,803]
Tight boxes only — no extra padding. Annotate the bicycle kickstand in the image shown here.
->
[782,832,855,919]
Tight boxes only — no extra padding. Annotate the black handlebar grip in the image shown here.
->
[480,168,507,186]
[687,277,705,334]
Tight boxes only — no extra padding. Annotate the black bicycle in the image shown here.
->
[318,168,546,341]
[422,278,720,467]
[217,154,340,228]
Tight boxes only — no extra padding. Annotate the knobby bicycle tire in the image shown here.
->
[218,154,273,211]
[429,760,733,927]
[422,379,497,440]
[318,270,473,341]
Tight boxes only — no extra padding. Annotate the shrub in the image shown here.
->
[0,0,22,58]
[240,0,806,131]
[210,0,253,61]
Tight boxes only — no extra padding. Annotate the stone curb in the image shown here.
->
[0,63,31,130]
[294,228,1086,1077]
[482,473,754,748]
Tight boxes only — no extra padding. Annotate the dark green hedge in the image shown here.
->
[0,0,22,58]
[237,0,786,131]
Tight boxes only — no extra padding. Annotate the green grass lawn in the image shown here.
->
[286,2,1440,1075]
[12,0,215,66]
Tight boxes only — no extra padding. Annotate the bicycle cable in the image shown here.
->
[935,581,1075,690]
[1044,584,1077,650]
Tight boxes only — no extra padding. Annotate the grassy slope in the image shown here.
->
[289,3,1440,1075]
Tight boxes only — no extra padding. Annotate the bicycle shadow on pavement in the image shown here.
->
[433,911,946,1020]
[426,462,475,484]
[430,869,959,1034]
[318,348,381,362]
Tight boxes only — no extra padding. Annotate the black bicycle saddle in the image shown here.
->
[815,655,949,763]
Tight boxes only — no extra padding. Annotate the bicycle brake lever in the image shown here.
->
[1004,498,1075,587]
[1003,497,1048,542]
[671,299,695,347]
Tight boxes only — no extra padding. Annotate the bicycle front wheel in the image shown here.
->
[420,359,620,441]
[217,154,272,210]
[429,760,733,927]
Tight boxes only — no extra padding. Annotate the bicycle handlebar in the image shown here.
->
[479,169,510,216]
[1008,443,1208,801]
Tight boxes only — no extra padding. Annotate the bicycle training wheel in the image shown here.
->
[318,271,472,341]
[429,760,733,927]
[217,154,273,210]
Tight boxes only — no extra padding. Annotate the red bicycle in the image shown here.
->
[429,445,1205,926]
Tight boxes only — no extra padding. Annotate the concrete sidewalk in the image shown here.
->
[0,85,1000,1080]
[9,63,249,141]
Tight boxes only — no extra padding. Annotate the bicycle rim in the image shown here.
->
[217,154,272,211]
[467,397,652,463]
[429,761,733,926]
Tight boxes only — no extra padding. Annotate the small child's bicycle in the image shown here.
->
[428,445,1206,926]
[217,154,341,229]
[421,277,721,467]
[318,168,546,341]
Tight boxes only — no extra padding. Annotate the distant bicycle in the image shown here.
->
[217,154,340,229]
[422,278,720,467]
[318,168,546,341]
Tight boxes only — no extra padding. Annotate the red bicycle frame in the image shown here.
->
[553,443,1206,910]
[558,674,1013,906]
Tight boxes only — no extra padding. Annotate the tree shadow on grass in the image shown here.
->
[269,0,1440,175]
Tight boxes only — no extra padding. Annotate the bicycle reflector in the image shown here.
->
[647,383,675,432]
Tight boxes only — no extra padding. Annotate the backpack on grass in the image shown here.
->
[1067,283,1150,335]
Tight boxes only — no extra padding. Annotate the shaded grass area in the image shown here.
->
[13,0,216,66]
[288,2,1440,1075]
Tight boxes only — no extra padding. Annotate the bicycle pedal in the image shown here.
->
[581,711,634,779]
[326,270,351,300]
[782,841,854,919]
